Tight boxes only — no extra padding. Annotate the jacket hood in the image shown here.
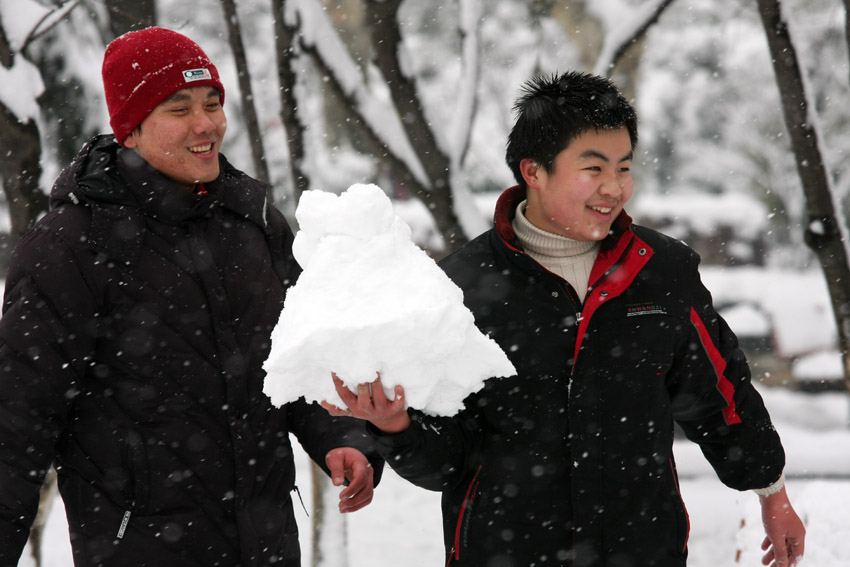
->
[492,184,633,252]
[51,134,271,229]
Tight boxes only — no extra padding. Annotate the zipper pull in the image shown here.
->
[293,485,309,517]
[117,508,132,539]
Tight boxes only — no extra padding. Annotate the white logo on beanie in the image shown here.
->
[183,68,212,83]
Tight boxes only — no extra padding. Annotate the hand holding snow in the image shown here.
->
[263,184,515,416]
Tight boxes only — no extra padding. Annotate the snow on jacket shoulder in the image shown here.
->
[0,135,380,567]
[371,186,784,567]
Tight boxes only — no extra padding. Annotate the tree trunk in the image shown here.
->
[221,0,271,188]
[0,103,46,245]
[757,0,850,393]
[104,0,156,38]
[272,0,310,204]
[0,20,48,256]
[363,0,469,251]
[551,0,676,101]
[310,462,348,567]
[844,0,850,86]
[549,1,603,73]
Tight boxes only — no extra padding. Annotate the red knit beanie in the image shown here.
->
[102,27,225,145]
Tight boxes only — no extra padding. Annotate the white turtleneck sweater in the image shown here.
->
[511,201,599,303]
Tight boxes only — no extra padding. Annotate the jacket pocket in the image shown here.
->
[121,429,151,514]
[668,458,690,555]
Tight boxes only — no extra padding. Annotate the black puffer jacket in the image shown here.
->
[372,186,784,567]
[0,136,381,567]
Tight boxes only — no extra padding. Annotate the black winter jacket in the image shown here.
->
[371,186,784,567]
[0,136,381,567]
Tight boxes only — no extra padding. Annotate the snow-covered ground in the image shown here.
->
[21,386,850,567]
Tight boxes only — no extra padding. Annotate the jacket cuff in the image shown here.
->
[365,420,422,449]
[753,471,785,497]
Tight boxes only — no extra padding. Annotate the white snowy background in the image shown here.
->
[2,0,850,565]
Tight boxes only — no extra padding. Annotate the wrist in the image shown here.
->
[754,471,786,498]
[373,411,411,434]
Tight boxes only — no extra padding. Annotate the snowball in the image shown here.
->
[263,183,515,416]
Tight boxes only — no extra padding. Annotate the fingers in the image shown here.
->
[356,381,373,412]
[788,536,805,565]
[331,372,358,407]
[326,448,375,513]
[325,448,348,486]
[368,374,406,411]
[320,400,351,417]
[761,537,804,567]
[323,373,408,433]
[338,461,375,513]
[761,548,775,566]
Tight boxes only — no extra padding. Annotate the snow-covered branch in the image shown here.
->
[285,0,428,187]
[591,0,676,76]
[450,0,483,168]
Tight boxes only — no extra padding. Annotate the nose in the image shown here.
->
[190,109,216,134]
[599,174,623,198]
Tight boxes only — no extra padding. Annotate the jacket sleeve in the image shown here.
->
[0,221,98,561]
[366,407,485,492]
[286,399,385,484]
[668,254,784,491]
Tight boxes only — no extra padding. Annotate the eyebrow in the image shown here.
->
[579,149,633,163]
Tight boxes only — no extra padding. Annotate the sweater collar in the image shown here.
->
[512,200,598,259]
[493,185,633,252]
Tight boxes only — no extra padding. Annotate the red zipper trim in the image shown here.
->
[449,464,483,564]
[573,234,653,364]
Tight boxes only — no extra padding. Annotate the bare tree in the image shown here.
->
[550,0,677,101]
[363,0,470,250]
[844,0,850,86]
[757,0,850,392]
[273,0,310,203]
[221,0,271,187]
[284,0,488,254]
[591,0,676,77]
[0,14,49,251]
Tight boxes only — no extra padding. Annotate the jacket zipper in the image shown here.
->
[119,429,146,540]
[449,464,483,564]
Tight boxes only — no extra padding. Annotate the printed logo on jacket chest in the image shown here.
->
[625,302,668,317]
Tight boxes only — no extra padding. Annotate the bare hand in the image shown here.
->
[325,447,375,513]
[760,487,805,566]
[321,372,411,433]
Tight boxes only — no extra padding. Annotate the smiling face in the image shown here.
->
[522,128,634,242]
[123,86,226,193]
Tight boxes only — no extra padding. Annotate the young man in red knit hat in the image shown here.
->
[0,27,381,567]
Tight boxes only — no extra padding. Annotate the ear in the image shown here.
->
[520,158,543,190]
[123,131,138,149]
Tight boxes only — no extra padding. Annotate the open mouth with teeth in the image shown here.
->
[188,143,214,155]
[590,205,614,214]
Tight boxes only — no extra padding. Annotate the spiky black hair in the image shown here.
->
[505,71,638,188]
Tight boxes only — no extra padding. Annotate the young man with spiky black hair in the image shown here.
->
[326,71,806,567]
